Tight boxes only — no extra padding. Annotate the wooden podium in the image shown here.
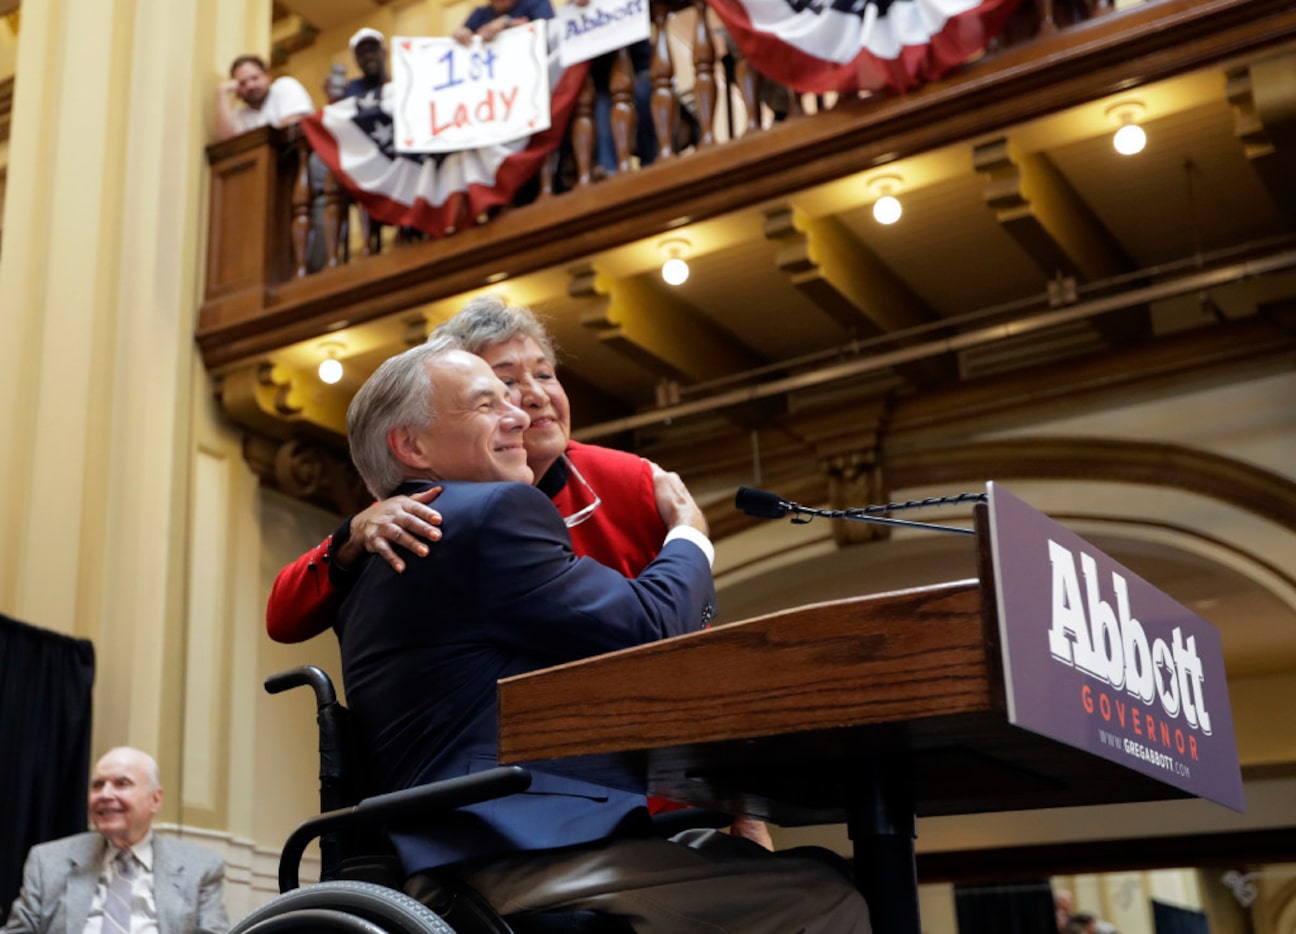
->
[497,504,1196,931]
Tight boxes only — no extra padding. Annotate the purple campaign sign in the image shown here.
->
[987,483,1245,812]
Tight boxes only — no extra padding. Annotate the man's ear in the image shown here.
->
[387,425,432,471]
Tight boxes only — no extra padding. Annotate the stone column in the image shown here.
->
[0,0,273,873]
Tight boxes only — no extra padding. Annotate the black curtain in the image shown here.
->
[0,613,96,914]
[1153,899,1210,934]
[955,881,1057,934]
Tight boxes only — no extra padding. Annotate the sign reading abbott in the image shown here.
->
[392,26,551,153]
[987,483,1245,811]
[557,0,650,68]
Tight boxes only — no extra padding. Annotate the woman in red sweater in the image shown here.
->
[266,294,668,643]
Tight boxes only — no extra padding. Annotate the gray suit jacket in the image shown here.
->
[2,833,228,934]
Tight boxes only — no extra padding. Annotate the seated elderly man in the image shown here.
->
[337,337,871,932]
[3,747,227,934]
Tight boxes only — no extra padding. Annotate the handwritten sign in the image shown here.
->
[557,0,650,68]
[391,27,551,153]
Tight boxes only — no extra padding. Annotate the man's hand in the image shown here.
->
[453,26,474,46]
[651,463,708,536]
[215,79,244,141]
[335,487,443,573]
[477,17,512,41]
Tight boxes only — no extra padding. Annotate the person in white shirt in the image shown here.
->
[2,748,227,934]
[215,54,314,141]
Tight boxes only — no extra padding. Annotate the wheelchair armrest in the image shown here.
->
[649,807,735,838]
[278,766,533,893]
[266,666,338,709]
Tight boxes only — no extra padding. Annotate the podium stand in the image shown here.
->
[497,494,1240,932]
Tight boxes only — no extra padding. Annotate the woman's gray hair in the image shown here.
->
[348,335,462,498]
[432,294,557,363]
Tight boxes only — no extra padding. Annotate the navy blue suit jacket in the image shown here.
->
[335,480,717,873]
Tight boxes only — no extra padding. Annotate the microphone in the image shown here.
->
[734,486,793,519]
[733,487,984,536]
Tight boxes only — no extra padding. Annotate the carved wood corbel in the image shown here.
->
[243,434,369,516]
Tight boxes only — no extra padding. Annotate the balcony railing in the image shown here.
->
[197,0,1292,372]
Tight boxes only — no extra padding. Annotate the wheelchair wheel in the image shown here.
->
[237,908,390,934]
[230,880,458,934]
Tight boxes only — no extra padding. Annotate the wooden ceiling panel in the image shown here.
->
[539,297,668,404]
[1048,101,1290,268]
[836,174,1052,319]
[667,238,846,360]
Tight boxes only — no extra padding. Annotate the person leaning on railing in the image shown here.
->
[214,54,314,142]
[453,0,555,46]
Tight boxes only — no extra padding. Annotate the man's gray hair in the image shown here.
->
[432,294,557,364]
[348,336,462,498]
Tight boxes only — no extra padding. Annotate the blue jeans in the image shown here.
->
[594,69,657,174]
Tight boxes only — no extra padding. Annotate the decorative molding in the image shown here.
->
[702,436,1296,547]
[154,823,322,917]
[0,75,12,144]
[884,437,1296,535]
[242,433,370,516]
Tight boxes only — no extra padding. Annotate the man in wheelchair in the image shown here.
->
[294,338,871,932]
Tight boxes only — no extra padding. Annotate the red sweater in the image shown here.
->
[264,440,665,643]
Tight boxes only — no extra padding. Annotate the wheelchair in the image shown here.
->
[230,666,729,934]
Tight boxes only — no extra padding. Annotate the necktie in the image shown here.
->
[103,850,135,934]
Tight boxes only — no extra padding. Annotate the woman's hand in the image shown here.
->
[335,487,444,573]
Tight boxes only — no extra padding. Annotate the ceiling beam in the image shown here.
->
[974,137,1132,282]
[569,265,762,384]
[1228,52,1296,228]
[974,137,1147,345]
[763,205,954,387]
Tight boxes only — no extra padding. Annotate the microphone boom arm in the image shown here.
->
[786,504,976,536]
[735,487,985,536]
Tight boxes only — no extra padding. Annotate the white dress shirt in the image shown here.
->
[83,834,159,934]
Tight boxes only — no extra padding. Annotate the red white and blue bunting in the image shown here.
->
[302,27,589,238]
[707,0,1023,95]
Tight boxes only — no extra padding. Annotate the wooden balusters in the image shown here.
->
[539,148,560,198]
[648,0,677,160]
[691,1,716,148]
[734,57,760,134]
[572,73,596,186]
[609,48,637,173]
[290,135,312,278]
[322,164,343,269]
[1038,0,1058,34]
